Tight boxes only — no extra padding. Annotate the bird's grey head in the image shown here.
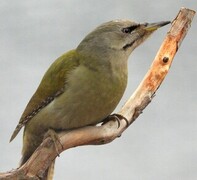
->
[77,19,170,60]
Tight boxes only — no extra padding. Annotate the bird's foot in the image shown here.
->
[44,129,63,157]
[102,114,129,128]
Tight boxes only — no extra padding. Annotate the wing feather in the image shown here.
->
[10,50,80,141]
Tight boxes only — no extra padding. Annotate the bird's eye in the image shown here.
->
[122,28,131,33]
[122,25,139,34]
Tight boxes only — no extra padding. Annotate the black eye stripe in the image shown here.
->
[122,24,140,33]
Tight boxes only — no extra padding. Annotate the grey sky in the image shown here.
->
[0,1,196,180]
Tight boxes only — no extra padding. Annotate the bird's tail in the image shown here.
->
[43,160,55,180]
[20,153,55,180]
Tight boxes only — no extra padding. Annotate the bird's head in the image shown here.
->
[77,19,170,60]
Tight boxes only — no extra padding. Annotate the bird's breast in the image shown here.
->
[63,64,126,126]
[31,64,128,132]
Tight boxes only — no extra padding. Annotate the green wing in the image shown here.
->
[10,50,80,142]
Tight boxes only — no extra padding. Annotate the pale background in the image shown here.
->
[0,1,196,180]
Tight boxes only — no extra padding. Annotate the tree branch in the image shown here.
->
[0,7,195,180]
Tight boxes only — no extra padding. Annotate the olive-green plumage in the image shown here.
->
[10,19,170,179]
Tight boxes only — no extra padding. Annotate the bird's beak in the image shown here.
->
[143,21,171,31]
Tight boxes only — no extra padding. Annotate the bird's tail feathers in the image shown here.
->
[44,160,55,180]
[20,154,55,180]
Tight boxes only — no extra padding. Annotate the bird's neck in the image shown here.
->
[77,47,128,72]
[75,49,128,92]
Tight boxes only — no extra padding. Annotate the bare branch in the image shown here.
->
[0,7,195,180]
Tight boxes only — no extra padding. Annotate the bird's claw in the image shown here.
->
[44,129,63,157]
[102,114,129,128]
